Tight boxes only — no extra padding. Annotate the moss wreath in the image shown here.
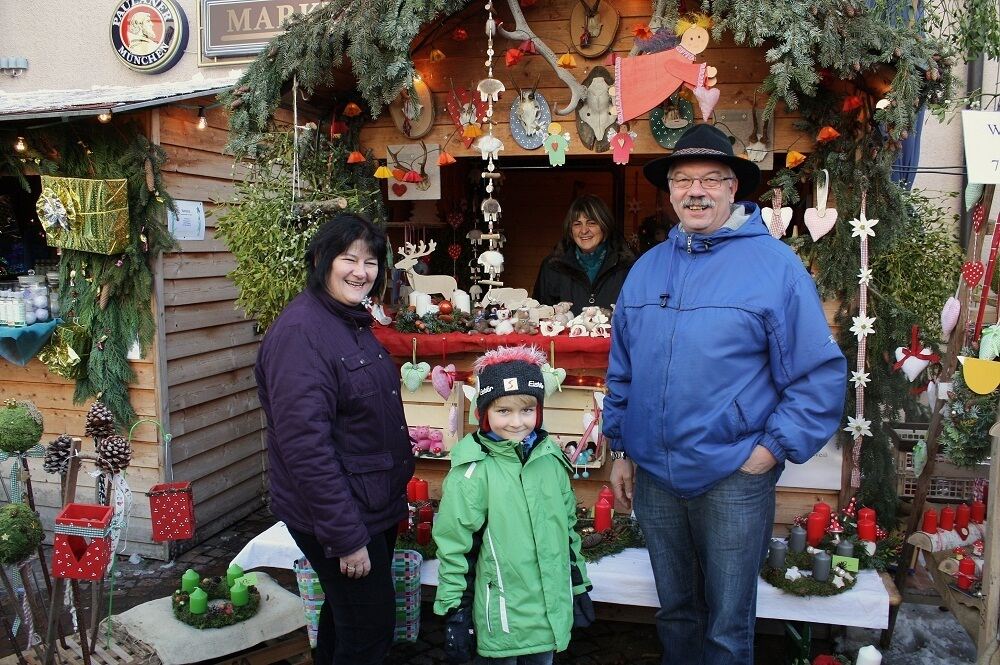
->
[172,577,261,629]
[760,551,858,597]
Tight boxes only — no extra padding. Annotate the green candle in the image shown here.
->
[230,580,249,607]
[226,563,244,588]
[188,587,208,615]
[181,569,200,593]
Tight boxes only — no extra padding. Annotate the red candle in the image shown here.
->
[806,511,826,547]
[598,484,615,505]
[398,517,410,536]
[414,478,429,502]
[594,495,613,532]
[939,505,955,531]
[406,477,419,502]
[921,509,938,534]
[857,507,876,524]
[972,500,986,524]
[416,522,432,545]
[958,557,976,590]
[956,503,971,531]
[857,518,876,542]
[418,504,434,525]
[813,502,832,528]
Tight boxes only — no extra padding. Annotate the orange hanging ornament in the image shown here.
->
[632,23,653,40]
[343,102,362,117]
[429,48,446,62]
[816,126,841,143]
[462,124,483,139]
[785,150,806,168]
[347,151,366,164]
[392,167,407,181]
[557,53,577,68]
[438,151,457,166]
[505,48,523,67]
[841,95,862,113]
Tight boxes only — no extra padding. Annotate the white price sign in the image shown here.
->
[167,200,206,241]
[962,110,1000,184]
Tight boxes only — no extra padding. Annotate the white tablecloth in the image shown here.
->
[232,522,890,629]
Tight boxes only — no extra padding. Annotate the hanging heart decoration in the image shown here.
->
[978,324,1000,361]
[962,261,985,287]
[762,189,792,239]
[940,296,960,338]
[803,169,838,241]
[447,211,464,229]
[431,363,457,399]
[892,325,940,382]
[972,203,986,233]
[391,183,408,197]
[448,243,463,260]
[691,86,721,122]
[540,363,566,397]
[400,361,431,393]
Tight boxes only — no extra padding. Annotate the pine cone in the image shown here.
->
[44,435,74,474]
[85,401,117,439]
[144,158,156,193]
[99,283,111,311]
[96,434,132,474]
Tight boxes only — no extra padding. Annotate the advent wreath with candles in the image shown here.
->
[172,573,261,629]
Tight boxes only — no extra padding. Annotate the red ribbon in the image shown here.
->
[893,325,940,371]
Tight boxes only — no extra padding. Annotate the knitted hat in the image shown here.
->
[474,346,547,433]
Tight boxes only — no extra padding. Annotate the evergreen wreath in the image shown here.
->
[0,125,175,426]
[576,514,645,563]
[172,577,261,629]
[761,551,857,597]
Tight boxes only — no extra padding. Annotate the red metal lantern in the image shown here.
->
[148,481,195,542]
[52,503,114,580]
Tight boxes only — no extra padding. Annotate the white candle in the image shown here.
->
[414,293,433,317]
[408,290,426,307]
[855,645,882,665]
[452,289,471,314]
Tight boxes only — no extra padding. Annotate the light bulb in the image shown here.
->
[13,136,26,153]
[97,112,112,123]
[196,108,208,130]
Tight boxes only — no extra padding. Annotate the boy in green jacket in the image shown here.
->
[433,345,594,665]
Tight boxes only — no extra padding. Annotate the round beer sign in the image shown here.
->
[110,0,188,74]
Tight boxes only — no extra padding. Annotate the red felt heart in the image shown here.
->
[962,261,985,287]
[972,203,986,233]
[391,183,408,197]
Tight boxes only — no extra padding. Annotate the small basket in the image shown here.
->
[294,558,324,649]
[393,549,422,643]
[147,481,194,542]
[52,503,114,580]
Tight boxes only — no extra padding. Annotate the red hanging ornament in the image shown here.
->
[343,102,363,117]
[447,211,464,229]
[403,170,424,183]
[448,243,462,260]
[972,203,986,232]
[816,126,841,143]
[451,27,468,41]
[329,119,349,139]
[841,95,863,113]
[347,151,366,164]
[505,48,523,67]
[519,39,537,54]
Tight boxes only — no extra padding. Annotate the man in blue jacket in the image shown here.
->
[603,124,847,665]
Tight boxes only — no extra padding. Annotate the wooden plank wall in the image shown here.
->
[360,0,810,159]
[155,100,270,550]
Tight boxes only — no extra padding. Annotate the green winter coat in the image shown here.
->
[432,431,591,658]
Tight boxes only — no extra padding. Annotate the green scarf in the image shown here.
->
[575,243,608,284]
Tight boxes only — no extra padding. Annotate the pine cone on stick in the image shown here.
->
[44,435,74,474]
[96,434,132,474]
[85,401,116,439]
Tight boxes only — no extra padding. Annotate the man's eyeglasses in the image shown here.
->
[668,176,735,191]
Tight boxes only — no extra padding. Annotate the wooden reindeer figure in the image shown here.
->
[394,240,458,299]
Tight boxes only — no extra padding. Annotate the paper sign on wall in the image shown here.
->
[167,200,206,241]
[962,111,1000,184]
[777,435,842,490]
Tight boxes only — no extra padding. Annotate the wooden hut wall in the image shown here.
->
[153,100,269,548]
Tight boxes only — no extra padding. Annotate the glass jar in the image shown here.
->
[27,284,50,323]
[46,271,61,318]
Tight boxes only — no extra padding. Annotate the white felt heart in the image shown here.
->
[400,361,431,393]
[894,347,932,381]
[761,207,793,239]
[803,207,838,241]
[540,363,566,397]
[940,296,960,339]
[692,86,721,122]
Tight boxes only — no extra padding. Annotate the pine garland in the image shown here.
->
[941,360,998,467]
[0,125,175,426]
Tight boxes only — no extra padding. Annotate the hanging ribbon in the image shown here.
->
[892,325,940,371]
[850,192,874,488]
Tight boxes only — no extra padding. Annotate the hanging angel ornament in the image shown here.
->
[543,122,572,166]
[803,169,838,241]
[614,14,719,124]
[608,123,638,165]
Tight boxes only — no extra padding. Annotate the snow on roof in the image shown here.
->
[0,73,242,121]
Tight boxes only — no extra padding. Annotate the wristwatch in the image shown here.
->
[610,450,628,461]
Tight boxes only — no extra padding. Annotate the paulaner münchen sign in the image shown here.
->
[111,0,189,74]
[201,1,332,58]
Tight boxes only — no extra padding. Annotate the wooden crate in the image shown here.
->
[540,385,606,471]
[400,380,463,456]
[0,634,156,665]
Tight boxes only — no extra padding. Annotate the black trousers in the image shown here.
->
[288,525,398,665]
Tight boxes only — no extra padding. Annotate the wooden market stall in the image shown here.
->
[0,87,283,560]
[355,0,839,527]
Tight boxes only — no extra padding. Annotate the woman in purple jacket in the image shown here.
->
[255,213,414,665]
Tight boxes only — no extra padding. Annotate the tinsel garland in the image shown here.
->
[1,125,175,426]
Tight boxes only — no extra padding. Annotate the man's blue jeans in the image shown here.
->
[633,465,778,665]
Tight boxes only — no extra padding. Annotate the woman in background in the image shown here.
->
[533,194,634,312]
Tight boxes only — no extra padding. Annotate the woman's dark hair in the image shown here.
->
[305,212,388,298]
[558,194,623,254]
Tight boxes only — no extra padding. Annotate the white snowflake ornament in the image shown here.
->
[844,416,873,438]
[849,315,876,339]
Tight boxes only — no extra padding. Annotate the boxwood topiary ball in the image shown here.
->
[0,401,44,454]
[0,503,43,566]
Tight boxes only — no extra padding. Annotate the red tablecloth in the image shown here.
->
[372,327,612,370]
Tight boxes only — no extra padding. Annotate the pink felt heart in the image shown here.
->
[391,183,408,197]
[692,86,721,122]
[940,296,960,338]
[761,206,793,239]
[803,207,839,241]
[962,261,985,287]
[431,363,457,400]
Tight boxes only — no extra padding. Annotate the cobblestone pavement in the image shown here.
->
[0,507,841,664]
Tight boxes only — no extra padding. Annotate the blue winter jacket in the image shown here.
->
[602,203,847,498]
